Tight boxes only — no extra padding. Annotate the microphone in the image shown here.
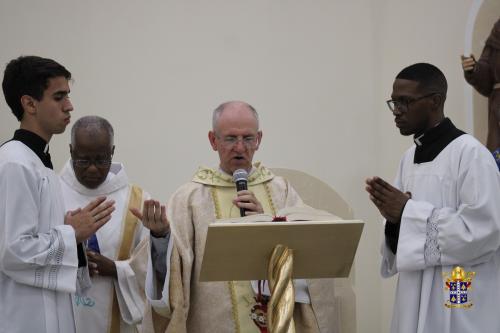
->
[233,169,248,217]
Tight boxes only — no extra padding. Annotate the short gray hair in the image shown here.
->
[212,101,259,131]
[71,115,114,146]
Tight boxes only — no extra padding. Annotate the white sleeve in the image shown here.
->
[397,155,500,272]
[0,162,79,292]
[112,234,150,325]
[145,233,173,308]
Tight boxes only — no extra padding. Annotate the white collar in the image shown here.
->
[59,160,129,196]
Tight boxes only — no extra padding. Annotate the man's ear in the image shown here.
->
[111,145,116,156]
[208,131,218,151]
[255,131,263,150]
[431,94,445,110]
[20,95,36,116]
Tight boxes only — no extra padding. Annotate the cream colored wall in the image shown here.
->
[0,1,483,332]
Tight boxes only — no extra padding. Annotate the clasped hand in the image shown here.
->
[65,197,115,243]
[365,177,411,224]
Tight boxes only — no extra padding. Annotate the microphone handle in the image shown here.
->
[236,180,248,217]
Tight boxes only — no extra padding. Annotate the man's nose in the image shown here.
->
[86,163,100,173]
[391,106,404,116]
[233,140,246,151]
[65,99,74,112]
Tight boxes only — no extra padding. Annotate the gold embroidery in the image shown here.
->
[264,182,277,216]
[193,162,274,187]
[210,187,222,222]
[212,187,241,333]
[229,281,242,333]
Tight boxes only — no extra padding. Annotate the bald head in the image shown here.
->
[212,101,259,132]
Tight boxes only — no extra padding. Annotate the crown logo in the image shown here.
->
[443,266,475,309]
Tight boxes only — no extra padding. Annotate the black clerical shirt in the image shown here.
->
[12,129,53,169]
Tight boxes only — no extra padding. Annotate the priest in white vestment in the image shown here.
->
[133,101,347,333]
[0,56,114,333]
[60,116,151,333]
[367,63,500,333]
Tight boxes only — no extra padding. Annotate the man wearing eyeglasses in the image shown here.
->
[59,116,151,333]
[366,63,500,333]
[132,101,341,333]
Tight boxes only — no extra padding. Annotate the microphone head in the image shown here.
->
[232,169,248,183]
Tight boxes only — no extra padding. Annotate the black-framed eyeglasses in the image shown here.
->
[72,158,113,168]
[386,93,438,113]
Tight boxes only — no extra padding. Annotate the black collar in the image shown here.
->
[413,118,465,164]
[10,129,53,169]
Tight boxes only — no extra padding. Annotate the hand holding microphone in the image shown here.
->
[232,169,264,216]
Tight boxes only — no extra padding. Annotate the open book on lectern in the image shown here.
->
[216,205,337,223]
[199,206,364,282]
